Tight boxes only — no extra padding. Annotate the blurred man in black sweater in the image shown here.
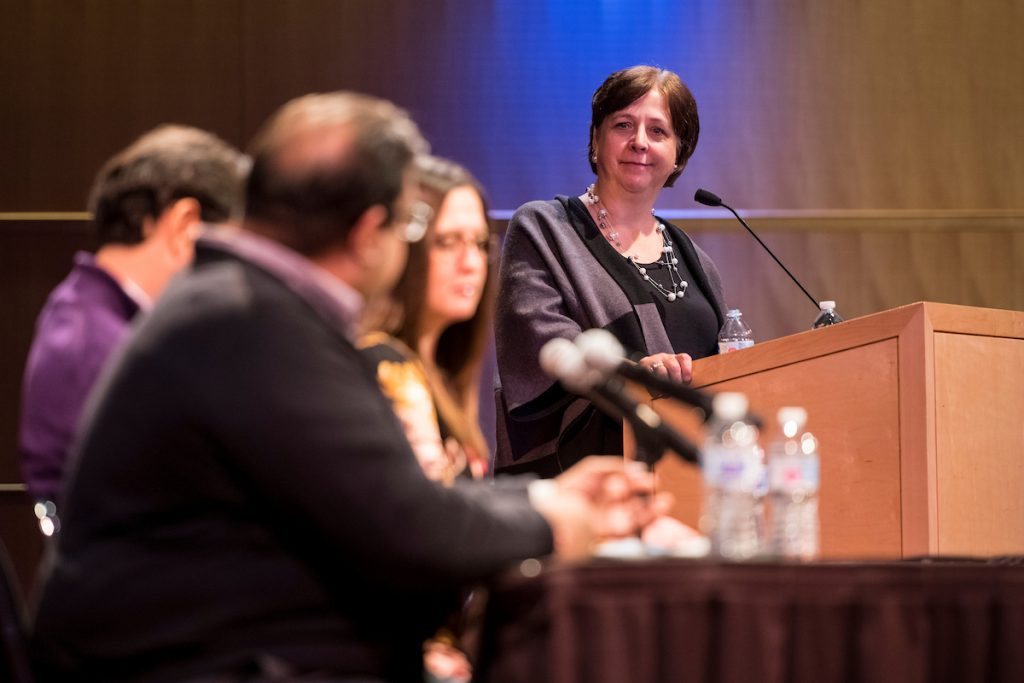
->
[32,92,654,683]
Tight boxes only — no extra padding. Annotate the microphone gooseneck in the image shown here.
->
[694,188,820,311]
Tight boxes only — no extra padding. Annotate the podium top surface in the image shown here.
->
[692,301,1023,388]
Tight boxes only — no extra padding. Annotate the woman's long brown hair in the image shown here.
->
[373,155,495,460]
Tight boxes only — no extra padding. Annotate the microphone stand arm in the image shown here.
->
[721,202,820,311]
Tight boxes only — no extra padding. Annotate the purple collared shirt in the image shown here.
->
[19,252,141,503]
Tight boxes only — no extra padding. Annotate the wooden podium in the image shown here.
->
[643,302,1024,559]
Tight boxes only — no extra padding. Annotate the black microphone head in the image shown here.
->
[694,188,722,207]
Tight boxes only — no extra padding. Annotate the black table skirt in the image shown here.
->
[475,558,1024,683]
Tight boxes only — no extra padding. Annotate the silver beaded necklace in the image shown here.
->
[585,184,688,302]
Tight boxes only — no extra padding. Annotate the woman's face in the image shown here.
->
[423,185,490,333]
[592,88,678,197]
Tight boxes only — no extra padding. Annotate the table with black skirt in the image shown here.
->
[474,557,1024,683]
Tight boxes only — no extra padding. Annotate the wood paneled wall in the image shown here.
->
[2,1,1023,212]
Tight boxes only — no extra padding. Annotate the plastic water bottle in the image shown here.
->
[812,300,843,329]
[701,392,764,560]
[768,407,820,560]
[718,309,754,354]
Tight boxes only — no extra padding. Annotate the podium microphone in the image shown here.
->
[694,188,820,311]
[539,338,700,466]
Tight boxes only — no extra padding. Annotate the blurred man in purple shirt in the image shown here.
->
[18,125,248,505]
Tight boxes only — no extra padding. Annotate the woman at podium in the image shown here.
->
[493,65,727,477]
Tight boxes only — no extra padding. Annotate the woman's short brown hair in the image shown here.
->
[588,65,699,188]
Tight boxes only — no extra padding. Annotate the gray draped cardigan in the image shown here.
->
[494,197,726,474]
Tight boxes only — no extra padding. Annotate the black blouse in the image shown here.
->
[565,197,721,360]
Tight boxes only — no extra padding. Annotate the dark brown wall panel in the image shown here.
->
[0,490,44,597]
[0,2,33,210]
[0,1,245,211]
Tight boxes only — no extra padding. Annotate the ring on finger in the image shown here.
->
[650,361,663,371]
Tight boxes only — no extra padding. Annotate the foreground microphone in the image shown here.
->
[538,338,700,466]
[694,188,821,311]
[575,329,763,429]
[575,328,715,421]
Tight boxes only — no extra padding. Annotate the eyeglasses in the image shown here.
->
[429,232,496,256]
[395,201,433,243]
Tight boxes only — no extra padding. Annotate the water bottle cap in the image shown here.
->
[726,309,742,318]
[819,300,836,310]
[777,406,808,432]
[712,392,748,420]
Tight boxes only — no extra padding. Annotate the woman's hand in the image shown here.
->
[638,352,693,384]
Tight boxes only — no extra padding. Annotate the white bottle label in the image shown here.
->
[719,339,755,354]
[801,458,820,490]
[770,457,802,494]
[701,447,722,487]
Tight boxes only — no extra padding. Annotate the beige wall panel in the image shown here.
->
[681,215,1023,343]
[956,232,1022,308]
[687,1,1024,209]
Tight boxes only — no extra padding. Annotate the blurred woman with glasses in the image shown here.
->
[359,155,496,683]
[361,154,494,484]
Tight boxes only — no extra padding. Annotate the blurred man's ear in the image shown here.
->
[348,203,410,300]
[347,204,390,265]
[146,197,203,262]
